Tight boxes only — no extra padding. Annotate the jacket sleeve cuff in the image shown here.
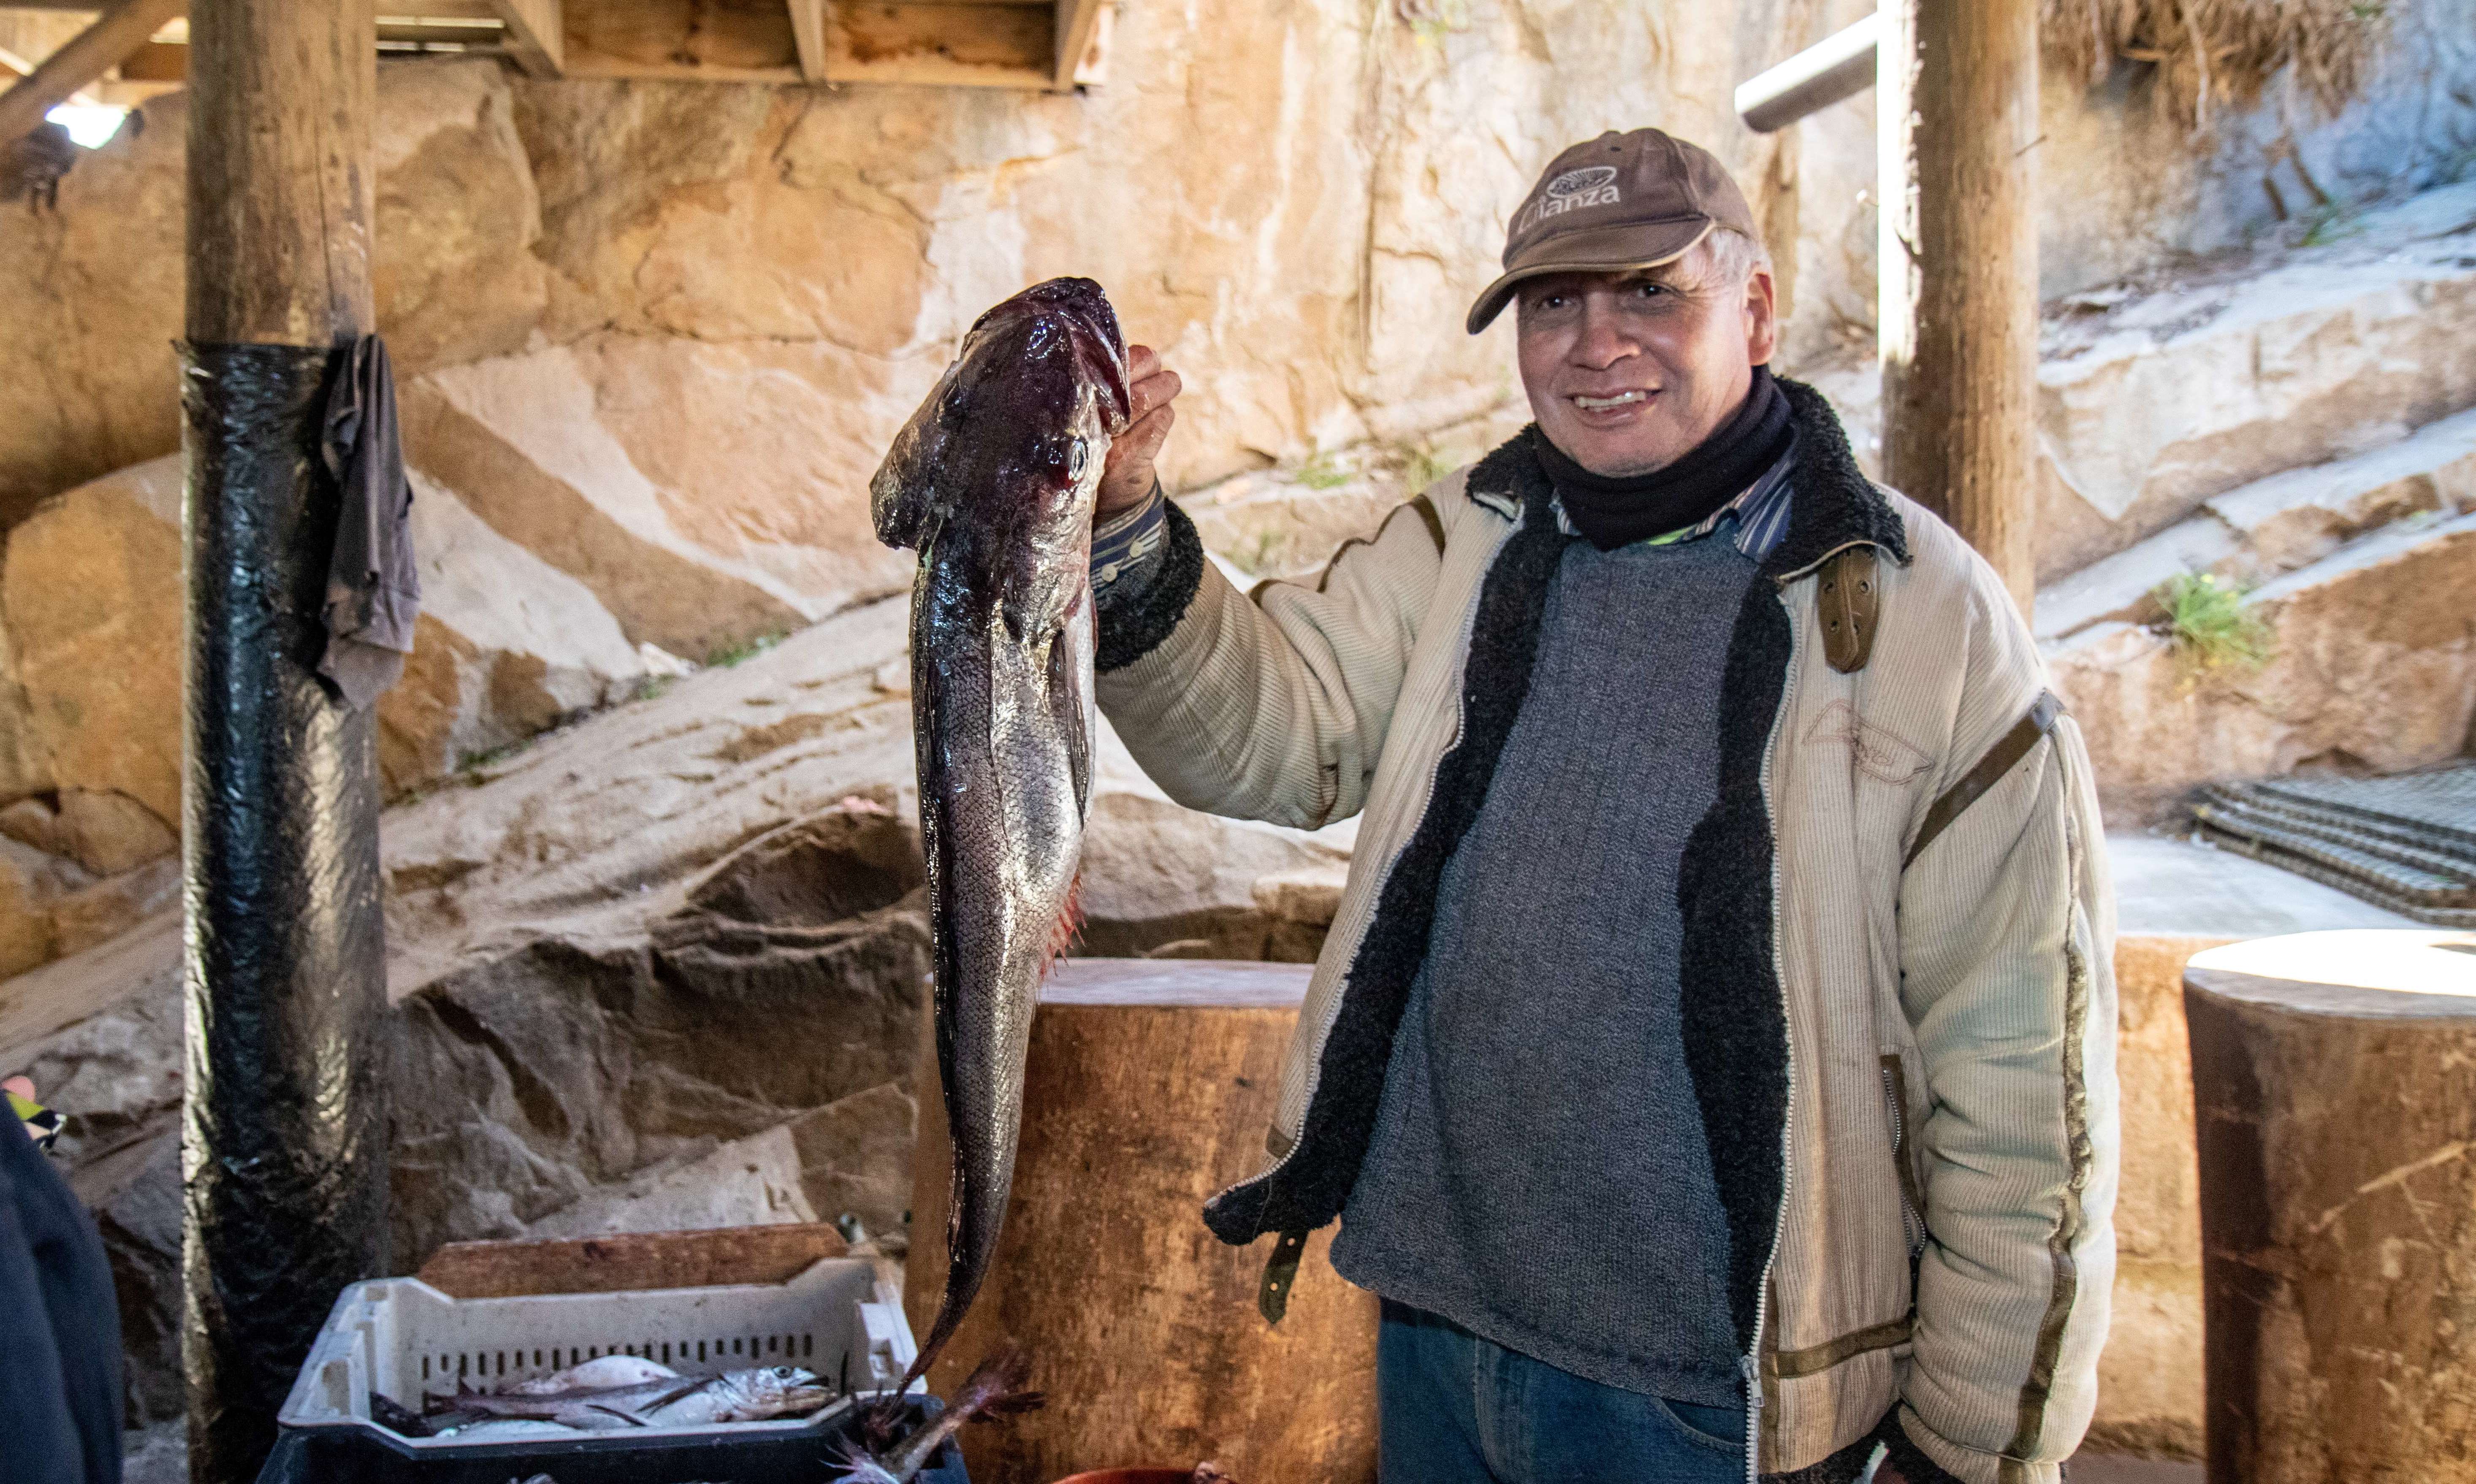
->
[1096,498,1204,673]
[1877,1405,2058,1484]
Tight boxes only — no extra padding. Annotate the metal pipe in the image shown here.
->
[1736,11,1879,134]
[180,3,386,1480]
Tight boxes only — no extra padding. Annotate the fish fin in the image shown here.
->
[1044,873,1083,967]
[647,1377,717,1411]
[971,1387,1046,1420]
[585,1405,650,1427]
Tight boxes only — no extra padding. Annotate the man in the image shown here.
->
[1085,129,2117,1484]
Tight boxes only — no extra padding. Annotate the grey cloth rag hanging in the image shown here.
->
[317,334,420,710]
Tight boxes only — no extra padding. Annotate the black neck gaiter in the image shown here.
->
[1535,366,1794,551]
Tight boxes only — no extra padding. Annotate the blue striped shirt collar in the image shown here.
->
[1551,433,1799,560]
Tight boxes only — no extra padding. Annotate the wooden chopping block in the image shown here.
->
[2186,930,2476,1484]
[905,958,1376,1484]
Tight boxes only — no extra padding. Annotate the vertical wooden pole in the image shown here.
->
[180,4,385,1481]
[1878,0,2039,614]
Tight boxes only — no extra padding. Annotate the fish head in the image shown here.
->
[870,276,1131,634]
[714,1365,833,1420]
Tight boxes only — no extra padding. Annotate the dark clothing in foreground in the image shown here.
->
[0,1115,125,1484]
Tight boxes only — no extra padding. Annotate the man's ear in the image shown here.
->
[1743,264,1779,366]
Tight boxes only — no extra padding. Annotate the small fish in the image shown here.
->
[504,1356,680,1395]
[421,1365,828,1431]
[646,1366,833,1426]
[869,276,1130,1405]
[834,1349,1042,1484]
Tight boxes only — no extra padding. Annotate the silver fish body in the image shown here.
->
[504,1355,678,1395]
[869,278,1131,1388]
[421,1365,830,1431]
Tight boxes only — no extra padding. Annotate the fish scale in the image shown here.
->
[868,278,1132,1410]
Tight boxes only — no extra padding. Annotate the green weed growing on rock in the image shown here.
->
[1292,450,1351,490]
[2153,571,2272,678]
[705,631,786,669]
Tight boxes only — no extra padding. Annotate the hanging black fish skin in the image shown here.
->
[869,278,1131,1398]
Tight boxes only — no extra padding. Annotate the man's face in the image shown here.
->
[1514,241,1778,477]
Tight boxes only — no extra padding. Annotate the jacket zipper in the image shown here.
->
[1744,592,1803,1484]
[1882,1061,1926,1259]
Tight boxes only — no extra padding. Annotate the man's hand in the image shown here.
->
[1098,344,1180,519]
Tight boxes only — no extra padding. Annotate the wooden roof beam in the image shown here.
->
[0,0,184,141]
[489,0,561,76]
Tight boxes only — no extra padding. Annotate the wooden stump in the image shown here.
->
[905,959,1376,1484]
[2186,930,2476,1484]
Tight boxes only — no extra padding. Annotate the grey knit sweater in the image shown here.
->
[1327,525,1756,1405]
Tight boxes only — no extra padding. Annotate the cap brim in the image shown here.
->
[1464,217,1716,334]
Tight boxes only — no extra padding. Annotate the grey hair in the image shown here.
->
[1700,225,1771,285]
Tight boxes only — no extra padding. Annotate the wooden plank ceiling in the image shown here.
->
[0,0,1114,128]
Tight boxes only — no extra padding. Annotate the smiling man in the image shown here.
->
[1084,129,2117,1484]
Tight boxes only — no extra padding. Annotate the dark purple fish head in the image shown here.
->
[872,278,1132,628]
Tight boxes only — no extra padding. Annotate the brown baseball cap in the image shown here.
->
[1466,127,1760,334]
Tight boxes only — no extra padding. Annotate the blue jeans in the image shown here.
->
[1378,1300,1747,1484]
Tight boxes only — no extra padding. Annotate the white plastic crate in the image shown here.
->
[276,1257,919,1454]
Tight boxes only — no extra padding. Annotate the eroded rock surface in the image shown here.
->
[2035,184,2476,581]
[2052,512,2476,822]
[0,455,649,839]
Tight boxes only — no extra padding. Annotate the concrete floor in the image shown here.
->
[2109,828,2423,940]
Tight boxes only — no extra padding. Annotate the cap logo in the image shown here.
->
[1545,165,1618,198]
[1516,165,1621,231]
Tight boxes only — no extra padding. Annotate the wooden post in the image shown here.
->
[179,3,387,1481]
[1878,0,2038,614]
[2186,932,2476,1484]
[907,959,1379,1482]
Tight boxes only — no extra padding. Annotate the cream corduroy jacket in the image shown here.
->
[1094,384,2118,1484]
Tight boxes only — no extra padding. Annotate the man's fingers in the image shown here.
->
[1104,402,1174,472]
[1126,344,1160,381]
[1127,367,1182,424]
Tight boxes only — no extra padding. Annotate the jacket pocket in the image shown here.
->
[1880,1052,1928,1262]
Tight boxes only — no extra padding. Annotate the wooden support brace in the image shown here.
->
[787,0,827,82]
[490,0,562,77]
[0,0,185,143]
[1052,0,1106,89]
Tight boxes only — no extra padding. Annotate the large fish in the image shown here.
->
[869,278,1131,1396]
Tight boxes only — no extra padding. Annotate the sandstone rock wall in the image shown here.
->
[18,0,2465,552]
[0,5,1825,538]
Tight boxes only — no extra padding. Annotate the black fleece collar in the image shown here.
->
[1466,375,1907,581]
